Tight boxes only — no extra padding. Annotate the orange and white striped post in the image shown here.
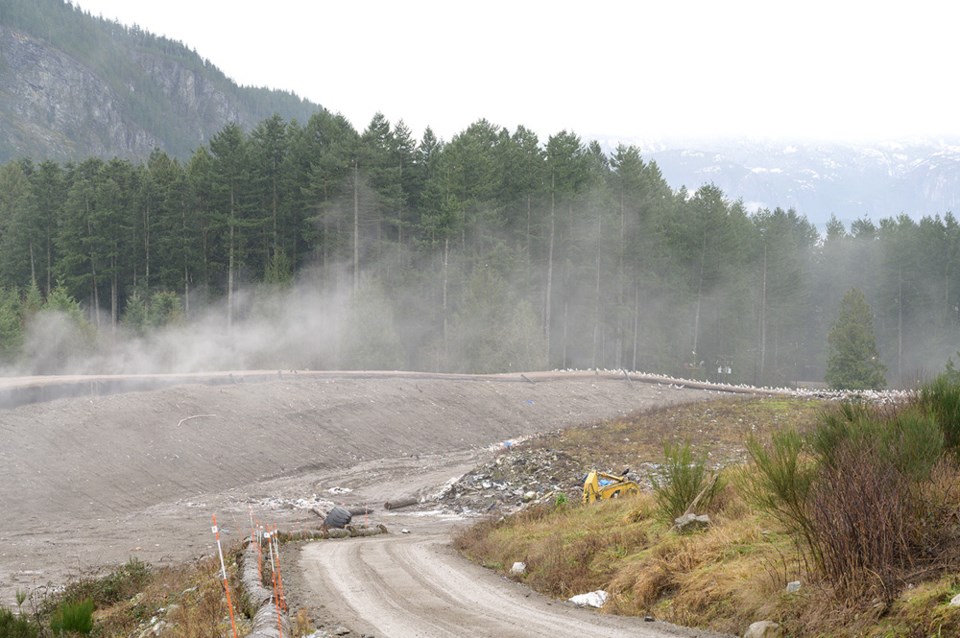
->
[265,529,284,638]
[256,522,264,580]
[271,525,286,610]
[211,515,239,638]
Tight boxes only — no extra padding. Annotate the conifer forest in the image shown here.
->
[0,112,955,386]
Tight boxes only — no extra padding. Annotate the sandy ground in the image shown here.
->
[0,370,720,629]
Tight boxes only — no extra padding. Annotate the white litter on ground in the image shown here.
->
[568,590,607,608]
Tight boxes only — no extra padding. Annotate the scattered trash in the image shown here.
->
[568,590,607,608]
[786,580,802,593]
[401,528,410,534]
[255,494,334,513]
[440,447,583,514]
[510,562,526,576]
[324,506,352,529]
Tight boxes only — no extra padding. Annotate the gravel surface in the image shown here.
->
[0,370,716,610]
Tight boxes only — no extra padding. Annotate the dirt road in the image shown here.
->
[298,522,729,638]
[0,370,721,628]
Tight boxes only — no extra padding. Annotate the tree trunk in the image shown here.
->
[617,185,625,368]
[442,236,449,371]
[353,160,360,293]
[111,253,117,329]
[632,283,640,371]
[227,220,234,331]
[692,233,707,365]
[91,256,100,328]
[45,222,52,295]
[898,266,903,386]
[593,209,602,369]
[544,174,556,364]
[29,240,36,288]
[397,159,404,249]
[562,301,569,368]
[759,242,767,385]
[272,172,279,255]
[526,194,532,261]
[144,203,150,290]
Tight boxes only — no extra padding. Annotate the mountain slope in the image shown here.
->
[0,0,321,161]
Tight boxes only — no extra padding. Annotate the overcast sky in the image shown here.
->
[71,0,959,145]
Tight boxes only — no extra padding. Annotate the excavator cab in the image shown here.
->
[582,468,641,504]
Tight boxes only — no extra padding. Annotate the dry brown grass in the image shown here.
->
[52,552,249,638]
[531,396,825,473]
[456,396,960,636]
[455,496,656,598]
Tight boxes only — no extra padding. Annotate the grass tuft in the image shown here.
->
[651,440,720,523]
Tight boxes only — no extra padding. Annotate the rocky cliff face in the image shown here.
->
[0,24,317,162]
[0,25,161,159]
[132,48,244,144]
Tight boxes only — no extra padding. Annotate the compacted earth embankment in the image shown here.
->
[0,370,715,609]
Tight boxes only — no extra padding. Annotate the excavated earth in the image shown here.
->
[0,370,729,634]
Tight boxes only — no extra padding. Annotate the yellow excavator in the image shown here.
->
[582,468,641,504]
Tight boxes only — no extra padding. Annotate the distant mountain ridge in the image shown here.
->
[3,1,958,225]
[640,138,960,226]
[0,0,321,162]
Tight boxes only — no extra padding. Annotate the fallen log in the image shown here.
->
[384,496,419,510]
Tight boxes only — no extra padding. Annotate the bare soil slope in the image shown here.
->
[0,371,712,607]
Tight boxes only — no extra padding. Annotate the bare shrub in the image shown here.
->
[807,442,915,603]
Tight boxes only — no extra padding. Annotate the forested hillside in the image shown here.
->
[0,0,319,161]
[0,111,955,385]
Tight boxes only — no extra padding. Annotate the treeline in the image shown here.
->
[0,110,957,385]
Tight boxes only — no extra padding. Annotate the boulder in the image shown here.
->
[743,620,783,638]
[674,513,711,532]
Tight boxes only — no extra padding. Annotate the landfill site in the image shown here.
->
[0,370,743,637]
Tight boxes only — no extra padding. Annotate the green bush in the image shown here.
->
[743,430,817,548]
[812,402,942,482]
[53,559,150,611]
[747,392,957,600]
[652,441,719,522]
[49,599,93,635]
[919,373,960,452]
[0,608,39,638]
[884,408,944,481]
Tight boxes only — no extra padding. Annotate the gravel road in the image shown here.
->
[297,524,730,638]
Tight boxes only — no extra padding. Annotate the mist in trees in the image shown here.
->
[0,111,956,387]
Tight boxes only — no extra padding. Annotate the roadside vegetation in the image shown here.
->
[456,379,960,637]
[0,555,245,638]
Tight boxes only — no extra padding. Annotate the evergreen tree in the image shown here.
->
[0,287,22,360]
[825,288,886,390]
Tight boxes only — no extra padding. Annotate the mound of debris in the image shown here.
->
[438,447,585,514]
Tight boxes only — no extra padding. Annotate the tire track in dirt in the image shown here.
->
[299,530,729,638]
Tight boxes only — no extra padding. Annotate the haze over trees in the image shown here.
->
[0,112,956,386]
